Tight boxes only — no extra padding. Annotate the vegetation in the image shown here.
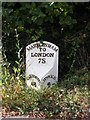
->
[1,2,90,119]
[2,63,89,119]
[2,2,90,78]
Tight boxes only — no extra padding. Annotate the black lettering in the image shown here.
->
[27,43,58,52]
[39,47,42,52]
[27,47,30,51]
[31,52,54,57]
[31,82,36,87]
[52,46,54,49]
[43,53,46,57]
[31,53,34,57]
[29,74,40,82]
[38,58,41,63]
[47,44,51,48]
[54,47,58,52]
[42,58,46,64]
[38,58,46,64]
[34,53,37,57]
[50,53,54,57]
[43,48,46,52]
[43,75,56,82]
[27,46,32,51]
[46,53,49,57]
[31,45,34,49]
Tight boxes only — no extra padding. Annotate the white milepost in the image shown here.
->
[26,41,59,90]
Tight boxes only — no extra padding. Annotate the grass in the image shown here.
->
[2,71,89,119]
[0,79,2,101]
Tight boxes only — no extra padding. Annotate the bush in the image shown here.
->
[2,2,90,78]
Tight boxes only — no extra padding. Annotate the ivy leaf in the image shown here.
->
[87,22,90,30]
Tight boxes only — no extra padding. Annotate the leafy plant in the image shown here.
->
[2,2,90,78]
[2,68,89,119]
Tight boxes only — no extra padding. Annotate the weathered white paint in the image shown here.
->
[26,41,59,90]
